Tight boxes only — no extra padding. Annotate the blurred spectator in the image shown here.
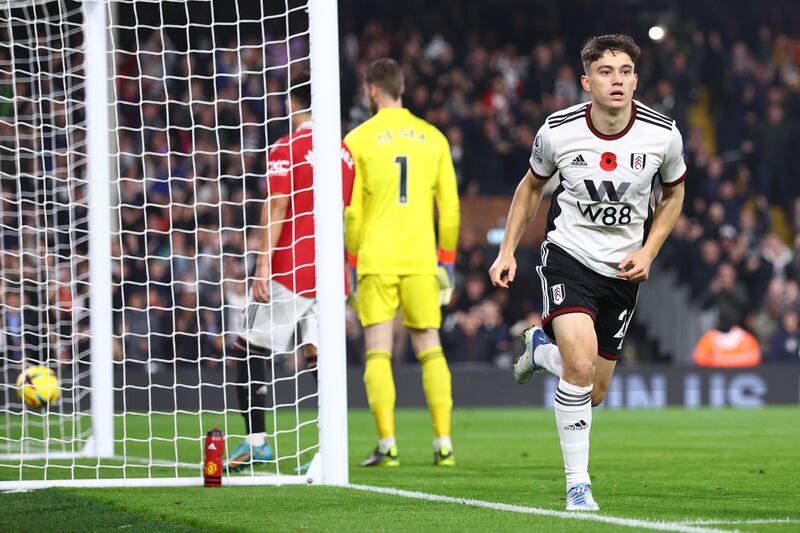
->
[767,310,800,364]
[692,318,762,368]
[753,105,798,207]
[699,263,748,326]
[441,307,488,363]
[760,233,795,281]
[1,288,23,362]
[122,291,151,367]
[690,240,721,295]
[454,272,489,312]
[478,300,512,364]
[748,279,790,348]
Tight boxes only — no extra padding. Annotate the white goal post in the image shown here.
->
[0,0,348,489]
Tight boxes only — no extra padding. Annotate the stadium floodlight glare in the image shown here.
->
[648,25,666,42]
[0,0,347,490]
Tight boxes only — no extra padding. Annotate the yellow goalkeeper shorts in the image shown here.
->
[357,274,441,329]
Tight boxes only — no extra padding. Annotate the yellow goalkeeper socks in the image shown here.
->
[364,350,396,440]
[416,347,452,439]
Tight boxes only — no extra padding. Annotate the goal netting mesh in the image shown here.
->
[0,0,332,487]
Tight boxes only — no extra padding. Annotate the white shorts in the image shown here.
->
[239,281,318,354]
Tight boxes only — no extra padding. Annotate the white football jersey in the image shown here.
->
[529,100,686,278]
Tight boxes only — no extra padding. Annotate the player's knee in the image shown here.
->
[564,359,594,385]
[408,327,441,354]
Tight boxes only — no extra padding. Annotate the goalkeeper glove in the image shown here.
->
[437,248,456,306]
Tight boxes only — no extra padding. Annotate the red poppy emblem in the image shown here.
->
[600,152,617,171]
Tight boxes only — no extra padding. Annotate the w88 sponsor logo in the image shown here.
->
[578,202,633,226]
[578,179,633,226]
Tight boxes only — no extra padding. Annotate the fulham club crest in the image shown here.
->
[630,153,647,172]
[551,284,565,305]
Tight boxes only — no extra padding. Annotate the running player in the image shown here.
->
[488,34,686,510]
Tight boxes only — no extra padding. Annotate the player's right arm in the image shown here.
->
[488,170,549,288]
[489,124,555,288]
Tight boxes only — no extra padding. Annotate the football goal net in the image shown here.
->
[0,0,348,489]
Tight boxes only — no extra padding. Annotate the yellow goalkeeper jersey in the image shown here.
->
[344,107,460,275]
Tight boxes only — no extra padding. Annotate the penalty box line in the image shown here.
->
[347,484,731,533]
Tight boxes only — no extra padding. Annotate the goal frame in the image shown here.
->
[0,0,348,490]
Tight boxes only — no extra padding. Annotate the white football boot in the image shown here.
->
[513,326,549,384]
[566,483,600,511]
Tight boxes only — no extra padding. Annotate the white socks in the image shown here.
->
[534,343,594,486]
[554,378,593,486]
[534,343,563,377]
[378,437,396,453]
[247,432,267,447]
[433,436,452,451]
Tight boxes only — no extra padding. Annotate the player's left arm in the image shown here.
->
[434,135,461,302]
[253,193,289,302]
[254,145,292,302]
[619,126,687,283]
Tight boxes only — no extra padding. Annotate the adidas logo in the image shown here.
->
[208,442,217,451]
[570,155,588,167]
[564,420,588,431]
[256,385,268,395]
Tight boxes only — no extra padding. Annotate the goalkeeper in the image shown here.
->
[226,71,355,472]
[344,58,460,467]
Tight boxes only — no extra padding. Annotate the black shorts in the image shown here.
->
[536,242,639,360]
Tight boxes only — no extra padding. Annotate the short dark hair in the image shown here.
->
[580,34,641,72]
[365,58,404,100]
[289,70,311,109]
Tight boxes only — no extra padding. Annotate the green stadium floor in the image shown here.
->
[0,409,319,480]
[2,407,799,532]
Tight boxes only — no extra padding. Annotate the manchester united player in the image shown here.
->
[226,71,355,472]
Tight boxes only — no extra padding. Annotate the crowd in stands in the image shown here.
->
[340,0,800,365]
[111,28,291,370]
[1,0,799,369]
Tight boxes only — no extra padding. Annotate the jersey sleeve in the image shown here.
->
[266,141,292,196]
[435,134,460,257]
[659,125,687,187]
[342,135,363,256]
[528,123,557,180]
[340,142,356,207]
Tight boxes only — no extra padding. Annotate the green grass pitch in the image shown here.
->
[1,407,799,532]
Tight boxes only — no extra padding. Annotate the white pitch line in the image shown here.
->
[680,518,800,526]
[347,484,730,533]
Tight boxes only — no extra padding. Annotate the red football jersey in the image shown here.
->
[265,122,355,297]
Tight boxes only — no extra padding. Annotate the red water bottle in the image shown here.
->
[204,427,224,487]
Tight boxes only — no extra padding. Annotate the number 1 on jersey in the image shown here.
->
[395,155,408,204]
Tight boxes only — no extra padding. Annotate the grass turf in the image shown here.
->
[1,407,799,532]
